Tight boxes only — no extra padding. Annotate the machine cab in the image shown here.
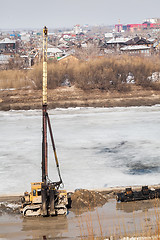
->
[30,182,42,204]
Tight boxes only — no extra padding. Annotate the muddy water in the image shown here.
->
[1,198,160,239]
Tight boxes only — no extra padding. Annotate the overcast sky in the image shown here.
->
[1,0,160,29]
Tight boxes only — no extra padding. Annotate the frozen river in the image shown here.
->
[1,106,160,195]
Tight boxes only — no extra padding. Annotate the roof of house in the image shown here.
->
[107,37,131,44]
[57,54,78,62]
[47,47,63,54]
[0,38,16,44]
[125,36,151,45]
[148,38,156,43]
[120,45,151,51]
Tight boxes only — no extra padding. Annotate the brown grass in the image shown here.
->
[77,198,160,239]
[1,55,160,92]
[0,69,30,89]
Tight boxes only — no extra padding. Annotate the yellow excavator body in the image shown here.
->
[21,182,68,216]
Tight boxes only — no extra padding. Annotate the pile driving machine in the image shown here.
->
[21,27,68,217]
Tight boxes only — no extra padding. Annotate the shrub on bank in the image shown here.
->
[35,55,160,92]
[1,55,160,91]
[0,70,30,89]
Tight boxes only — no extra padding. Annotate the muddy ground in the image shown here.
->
[1,185,160,215]
[1,85,160,111]
[0,189,114,216]
[1,187,160,239]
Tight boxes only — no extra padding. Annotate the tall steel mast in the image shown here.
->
[41,26,48,216]
[42,26,48,185]
[41,26,63,216]
[20,27,68,217]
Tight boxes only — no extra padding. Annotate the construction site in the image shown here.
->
[1,26,160,239]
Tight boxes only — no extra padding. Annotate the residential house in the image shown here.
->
[0,54,11,65]
[47,47,64,59]
[120,45,151,55]
[0,38,16,51]
[120,36,152,55]
[105,37,131,51]
[58,54,79,64]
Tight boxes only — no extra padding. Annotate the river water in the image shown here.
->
[1,106,160,195]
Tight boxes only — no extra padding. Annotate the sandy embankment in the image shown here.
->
[1,186,160,239]
[1,85,160,111]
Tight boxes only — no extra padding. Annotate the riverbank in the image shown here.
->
[1,85,160,111]
[1,187,160,239]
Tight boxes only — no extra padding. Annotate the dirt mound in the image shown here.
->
[71,189,109,209]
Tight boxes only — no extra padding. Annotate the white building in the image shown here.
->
[73,25,82,34]
[144,18,160,23]
[47,47,63,58]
